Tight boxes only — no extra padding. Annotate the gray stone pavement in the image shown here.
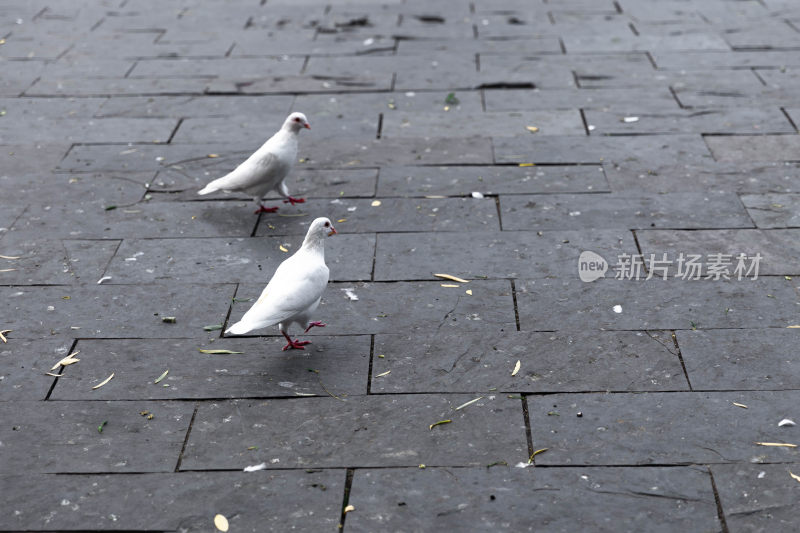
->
[2,0,800,531]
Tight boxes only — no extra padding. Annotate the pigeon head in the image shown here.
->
[301,217,336,250]
[284,112,311,132]
[305,216,337,240]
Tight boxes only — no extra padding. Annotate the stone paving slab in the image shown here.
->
[515,278,800,331]
[0,338,73,401]
[0,96,106,119]
[293,90,485,118]
[0,470,343,532]
[230,280,517,336]
[584,107,795,135]
[706,135,800,163]
[0,116,179,144]
[0,284,235,340]
[494,134,713,166]
[563,32,730,53]
[604,161,800,194]
[104,234,375,283]
[636,229,800,276]
[373,230,637,280]
[483,87,681,112]
[181,395,528,470]
[254,197,500,236]
[653,50,800,69]
[371,330,686,394]
[50,336,370,401]
[740,193,800,228]
[381,110,585,138]
[62,239,122,284]
[0,236,73,286]
[3,172,146,213]
[95,94,294,118]
[11,198,253,239]
[346,466,720,533]
[500,192,753,230]
[0,60,44,96]
[529,391,800,465]
[0,143,71,176]
[26,76,211,96]
[397,36,563,55]
[128,57,304,79]
[677,329,800,391]
[376,164,609,196]
[0,400,193,473]
[711,463,800,533]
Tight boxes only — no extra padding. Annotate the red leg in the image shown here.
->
[254,205,279,214]
[281,329,311,351]
[282,196,306,206]
[303,321,326,334]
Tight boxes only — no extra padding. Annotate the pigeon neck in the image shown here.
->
[301,233,325,254]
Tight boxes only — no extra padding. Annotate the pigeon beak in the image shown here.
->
[304,122,311,130]
[328,226,337,236]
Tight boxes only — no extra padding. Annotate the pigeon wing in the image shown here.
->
[228,256,329,333]
[200,151,282,194]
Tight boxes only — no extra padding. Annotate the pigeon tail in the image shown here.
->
[225,320,253,335]
[197,182,220,195]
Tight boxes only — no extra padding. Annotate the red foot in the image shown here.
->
[282,196,306,206]
[254,205,279,214]
[304,321,326,333]
[281,330,311,350]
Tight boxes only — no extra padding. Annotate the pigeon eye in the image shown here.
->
[294,117,301,122]
[324,222,330,227]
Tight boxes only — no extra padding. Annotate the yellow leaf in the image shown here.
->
[51,351,80,370]
[279,245,288,252]
[465,289,473,295]
[344,505,355,514]
[518,163,535,167]
[375,370,391,377]
[214,514,229,532]
[790,471,800,483]
[755,442,798,447]
[207,154,219,158]
[434,273,469,283]
[526,126,539,133]
[429,419,452,430]
[732,402,748,409]
[440,283,460,288]
[371,200,382,207]
[511,360,521,377]
[787,325,800,328]
[92,373,115,390]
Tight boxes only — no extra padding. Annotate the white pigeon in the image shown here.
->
[226,217,337,350]
[197,112,311,213]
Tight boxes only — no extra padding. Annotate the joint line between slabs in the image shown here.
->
[671,331,694,391]
[366,334,375,395]
[521,395,534,460]
[510,279,520,332]
[708,469,731,533]
[338,468,356,531]
[44,338,79,401]
[174,403,199,472]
